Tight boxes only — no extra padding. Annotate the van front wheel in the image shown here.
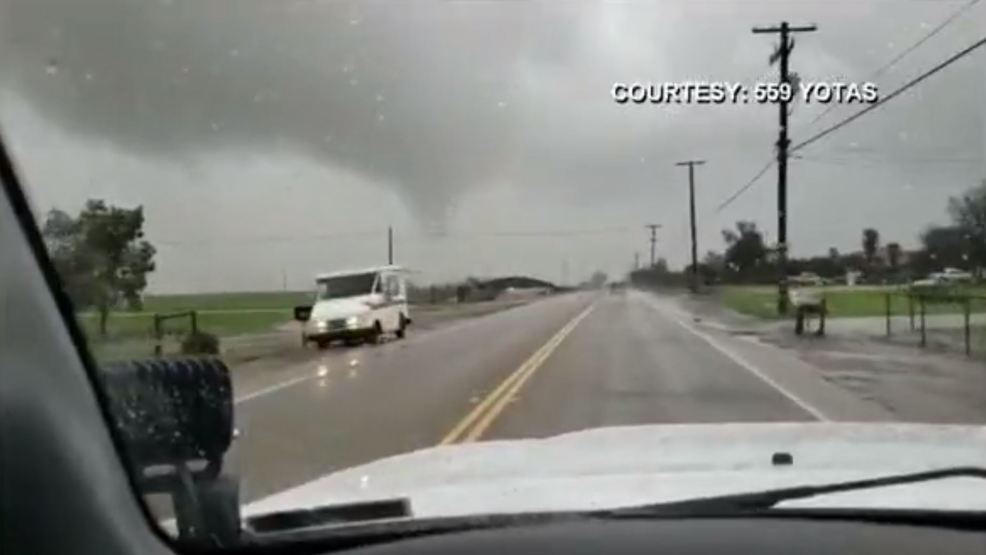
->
[368,321,383,345]
[396,315,407,339]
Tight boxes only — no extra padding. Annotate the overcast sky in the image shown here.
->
[1,0,983,293]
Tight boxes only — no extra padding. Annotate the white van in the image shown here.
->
[294,265,411,349]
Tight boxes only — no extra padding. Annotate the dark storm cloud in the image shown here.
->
[0,0,983,290]
[0,0,594,223]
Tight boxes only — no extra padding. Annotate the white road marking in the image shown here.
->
[640,295,830,422]
[235,374,313,404]
[233,294,588,405]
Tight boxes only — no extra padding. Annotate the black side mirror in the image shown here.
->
[294,305,312,322]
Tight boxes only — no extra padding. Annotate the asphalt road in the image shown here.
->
[226,289,897,504]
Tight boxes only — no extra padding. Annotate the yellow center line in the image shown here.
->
[439,303,595,445]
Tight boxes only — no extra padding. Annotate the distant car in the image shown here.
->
[913,268,973,287]
[912,276,945,287]
[789,272,825,287]
[608,282,628,294]
[938,268,974,284]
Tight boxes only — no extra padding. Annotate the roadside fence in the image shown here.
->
[881,290,986,358]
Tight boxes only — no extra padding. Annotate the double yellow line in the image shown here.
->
[440,303,595,444]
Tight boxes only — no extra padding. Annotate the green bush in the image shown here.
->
[181,331,220,355]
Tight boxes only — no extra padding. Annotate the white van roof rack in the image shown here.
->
[315,265,407,280]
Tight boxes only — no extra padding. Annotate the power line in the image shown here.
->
[808,0,981,127]
[794,153,982,166]
[645,224,661,267]
[156,226,636,246]
[448,227,633,237]
[792,33,986,154]
[711,32,985,215]
[675,159,706,291]
[752,21,818,316]
[716,158,775,212]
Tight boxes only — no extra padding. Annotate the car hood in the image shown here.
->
[310,296,374,321]
[244,423,986,519]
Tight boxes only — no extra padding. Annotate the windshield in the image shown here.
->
[3,0,986,545]
[316,273,376,301]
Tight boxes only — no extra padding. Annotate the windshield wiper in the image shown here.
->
[245,497,412,534]
[600,466,986,517]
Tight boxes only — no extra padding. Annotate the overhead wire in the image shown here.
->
[807,0,981,127]
[717,31,986,211]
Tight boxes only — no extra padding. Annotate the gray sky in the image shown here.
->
[1,0,983,293]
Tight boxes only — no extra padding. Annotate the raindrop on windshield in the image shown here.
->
[349,78,359,87]
[377,113,385,122]
[375,93,385,103]
[229,48,240,57]
[45,60,59,75]
[84,72,94,81]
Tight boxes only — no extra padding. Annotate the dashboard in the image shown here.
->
[342,518,986,555]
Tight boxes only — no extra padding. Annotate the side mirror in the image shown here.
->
[294,305,313,322]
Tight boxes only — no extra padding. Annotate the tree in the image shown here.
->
[947,179,986,270]
[42,200,156,337]
[722,221,767,280]
[916,225,967,273]
[653,257,669,274]
[886,242,902,271]
[862,228,880,266]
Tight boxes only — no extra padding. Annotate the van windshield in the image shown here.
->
[316,273,376,301]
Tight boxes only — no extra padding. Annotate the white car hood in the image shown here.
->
[310,295,374,321]
[244,423,986,519]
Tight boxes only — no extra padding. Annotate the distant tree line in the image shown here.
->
[631,179,986,287]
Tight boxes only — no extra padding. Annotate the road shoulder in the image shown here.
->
[654,290,986,424]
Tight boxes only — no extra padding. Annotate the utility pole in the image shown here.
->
[753,21,817,315]
[645,224,661,267]
[675,160,705,293]
[634,252,640,271]
[387,226,394,264]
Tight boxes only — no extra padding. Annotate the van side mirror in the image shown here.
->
[294,305,312,322]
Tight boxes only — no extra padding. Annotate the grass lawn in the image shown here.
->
[77,310,293,340]
[76,290,310,344]
[142,291,312,312]
[720,285,986,320]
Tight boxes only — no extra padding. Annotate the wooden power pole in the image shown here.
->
[753,21,817,315]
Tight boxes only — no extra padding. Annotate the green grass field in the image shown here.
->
[720,285,986,320]
[76,290,312,344]
[77,310,293,340]
[142,291,312,312]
